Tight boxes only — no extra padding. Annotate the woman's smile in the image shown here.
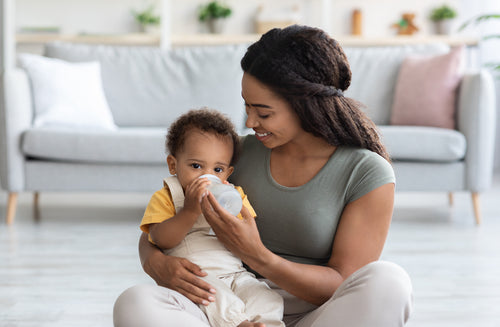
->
[255,131,272,141]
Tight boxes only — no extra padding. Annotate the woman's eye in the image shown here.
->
[258,114,270,119]
[214,167,223,173]
[191,163,201,169]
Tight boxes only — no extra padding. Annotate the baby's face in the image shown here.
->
[168,129,234,190]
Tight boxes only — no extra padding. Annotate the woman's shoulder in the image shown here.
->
[337,147,395,203]
[333,147,395,185]
[337,147,392,170]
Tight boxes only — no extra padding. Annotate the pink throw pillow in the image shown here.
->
[390,46,465,129]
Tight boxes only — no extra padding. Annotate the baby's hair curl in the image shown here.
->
[166,108,240,166]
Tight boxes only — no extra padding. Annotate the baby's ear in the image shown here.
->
[166,155,177,175]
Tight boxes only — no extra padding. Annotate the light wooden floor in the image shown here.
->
[1,174,500,327]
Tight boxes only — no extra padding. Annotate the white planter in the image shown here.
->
[140,24,160,34]
[207,18,226,34]
[434,20,453,35]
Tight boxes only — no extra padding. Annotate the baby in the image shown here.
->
[140,108,284,327]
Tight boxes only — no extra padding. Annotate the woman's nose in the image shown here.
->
[245,111,257,129]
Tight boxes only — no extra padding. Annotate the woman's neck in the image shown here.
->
[269,134,337,187]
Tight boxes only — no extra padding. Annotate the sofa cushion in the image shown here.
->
[343,44,449,125]
[44,42,249,132]
[378,125,466,162]
[22,127,167,164]
[22,125,466,165]
[390,46,465,129]
[18,54,117,131]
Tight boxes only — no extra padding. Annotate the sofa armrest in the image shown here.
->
[0,68,33,191]
[457,70,497,192]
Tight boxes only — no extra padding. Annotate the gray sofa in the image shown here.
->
[0,42,496,225]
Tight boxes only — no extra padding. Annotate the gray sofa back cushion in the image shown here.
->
[44,42,451,129]
[44,42,249,131]
[343,44,449,125]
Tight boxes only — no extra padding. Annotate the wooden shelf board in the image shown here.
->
[16,33,479,47]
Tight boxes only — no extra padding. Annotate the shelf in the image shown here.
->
[16,33,479,47]
[337,35,479,47]
[16,33,161,46]
[170,34,260,46]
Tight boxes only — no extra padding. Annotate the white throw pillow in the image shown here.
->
[18,54,117,130]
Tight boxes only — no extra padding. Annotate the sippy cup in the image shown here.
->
[199,174,243,216]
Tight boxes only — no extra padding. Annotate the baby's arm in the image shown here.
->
[148,211,197,249]
[149,177,210,250]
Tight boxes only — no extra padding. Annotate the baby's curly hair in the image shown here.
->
[166,108,240,166]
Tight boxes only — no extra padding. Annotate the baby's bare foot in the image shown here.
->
[237,320,266,327]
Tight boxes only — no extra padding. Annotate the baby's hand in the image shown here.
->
[183,177,210,216]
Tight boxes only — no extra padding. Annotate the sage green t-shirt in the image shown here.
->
[230,135,395,267]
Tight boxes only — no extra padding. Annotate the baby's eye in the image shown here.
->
[191,163,201,169]
[214,167,223,173]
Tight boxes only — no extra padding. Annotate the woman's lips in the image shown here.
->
[255,131,272,141]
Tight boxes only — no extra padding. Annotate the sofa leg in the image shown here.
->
[34,192,40,221]
[471,192,482,225]
[6,192,18,225]
[448,192,454,206]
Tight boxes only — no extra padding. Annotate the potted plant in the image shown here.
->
[198,1,232,34]
[132,5,161,34]
[430,5,457,35]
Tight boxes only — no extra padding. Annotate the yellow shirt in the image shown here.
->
[140,185,256,234]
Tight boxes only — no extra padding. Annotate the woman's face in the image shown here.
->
[241,73,303,149]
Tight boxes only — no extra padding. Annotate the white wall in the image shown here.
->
[15,0,152,34]
[15,0,466,36]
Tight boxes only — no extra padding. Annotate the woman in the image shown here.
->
[114,25,413,327]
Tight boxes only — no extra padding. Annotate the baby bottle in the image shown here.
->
[199,174,243,216]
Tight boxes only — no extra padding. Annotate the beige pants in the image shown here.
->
[200,270,284,327]
[164,230,284,327]
[114,261,412,327]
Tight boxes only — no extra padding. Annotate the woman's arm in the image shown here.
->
[138,232,217,305]
[201,183,394,306]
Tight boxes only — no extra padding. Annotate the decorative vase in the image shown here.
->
[207,18,226,34]
[351,9,362,36]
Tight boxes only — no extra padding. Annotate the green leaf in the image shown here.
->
[459,14,500,31]
[430,5,457,22]
[483,34,500,41]
[132,5,161,26]
[485,62,500,70]
[198,1,232,22]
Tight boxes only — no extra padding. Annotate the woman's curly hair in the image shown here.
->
[166,108,240,166]
[241,25,390,162]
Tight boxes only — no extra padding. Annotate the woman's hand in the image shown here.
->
[200,192,270,268]
[139,232,216,305]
